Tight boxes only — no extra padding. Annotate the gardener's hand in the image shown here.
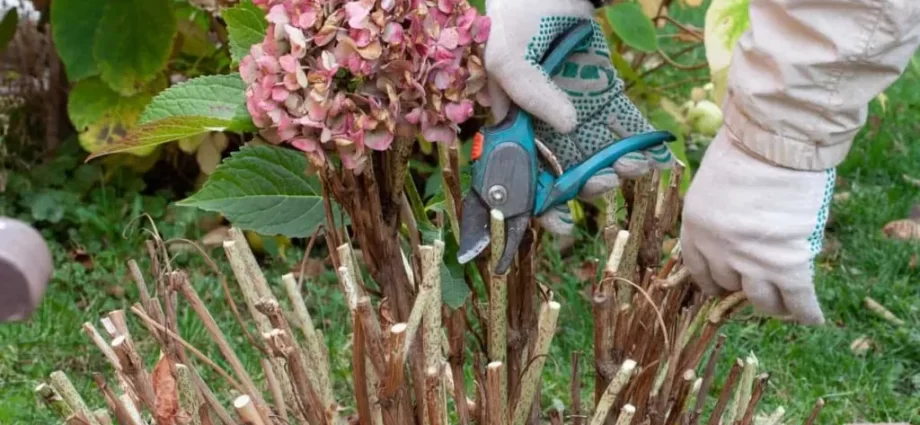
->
[0,217,52,323]
[680,130,833,325]
[483,0,674,235]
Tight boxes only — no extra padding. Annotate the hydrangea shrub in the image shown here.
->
[240,0,492,171]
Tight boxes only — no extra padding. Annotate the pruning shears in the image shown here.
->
[456,19,677,274]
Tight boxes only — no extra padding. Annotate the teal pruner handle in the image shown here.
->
[533,130,677,215]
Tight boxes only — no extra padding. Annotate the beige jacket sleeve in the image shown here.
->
[722,0,920,171]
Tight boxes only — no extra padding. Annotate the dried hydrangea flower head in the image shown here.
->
[241,0,492,171]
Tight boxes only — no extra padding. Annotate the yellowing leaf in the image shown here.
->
[78,96,157,157]
[86,116,229,160]
[704,0,750,105]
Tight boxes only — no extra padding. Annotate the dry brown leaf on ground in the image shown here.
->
[152,356,179,425]
[882,219,920,240]
[849,336,873,356]
[200,226,231,248]
[903,174,920,187]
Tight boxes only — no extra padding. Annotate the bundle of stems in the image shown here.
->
[37,150,825,425]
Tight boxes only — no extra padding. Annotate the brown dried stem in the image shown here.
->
[175,275,272,424]
[486,361,504,425]
[706,359,743,425]
[110,336,156,413]
[128,305,243,392]
[803,398,825,425]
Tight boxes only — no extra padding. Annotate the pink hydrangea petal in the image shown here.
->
[472,17,491,43]
[297,7,318,28]
[364,130,394,150]
[444,100,473,123]
[437,0,456,13]
[438,28,459,49]
[256,55,281,74]
[279,55,298,73]
[291,137,320,153]
[344,1,371,29]
[405,108,422,125]
[271,87,290,102]
[267,4,289,25]
[382,22,404,44]
[239,56,258,84]
[422,125,456,144]
[433,70,451,90]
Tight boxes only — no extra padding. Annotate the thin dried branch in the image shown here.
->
[175,276,272,424]
[129,305,243,392]
[739,373,770,425]
[706,359,743,425]
[803,398,825,425]
[261,358,288,422]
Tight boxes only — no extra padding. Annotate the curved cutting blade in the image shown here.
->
[493,214,530,275]
[457,193,491,264]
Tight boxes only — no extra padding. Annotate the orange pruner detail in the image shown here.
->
[471,132,484,160]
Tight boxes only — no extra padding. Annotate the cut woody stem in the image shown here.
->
[39,127,825,425]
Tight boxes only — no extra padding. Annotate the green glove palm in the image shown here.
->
[484,0,674,235]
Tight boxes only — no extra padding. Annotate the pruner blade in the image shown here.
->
[457,192,531,275]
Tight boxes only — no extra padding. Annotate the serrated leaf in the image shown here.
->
[139,73,255,132]
[176,144,334,238]
[50,0,106,80]
[94,0,177,95]
[0,8,18,54]
[86,116,229,159]
[223,0,267,64]
[606,3,658,53]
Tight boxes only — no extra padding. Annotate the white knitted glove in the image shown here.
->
[680,129,835,325]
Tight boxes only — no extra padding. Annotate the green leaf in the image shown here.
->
[94,0,177,95]
[440,235,470,309]
[223,0,267,64]
[176,144,334,238]
[605,2,658,53]
[50,0,106,80]
[86,116,229,159]
[139,73,255,132]
[468,0,485,14]
[0,8,18,55]
[67,78,124,130]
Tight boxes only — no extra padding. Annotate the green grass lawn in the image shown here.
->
[2,38,920,425]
